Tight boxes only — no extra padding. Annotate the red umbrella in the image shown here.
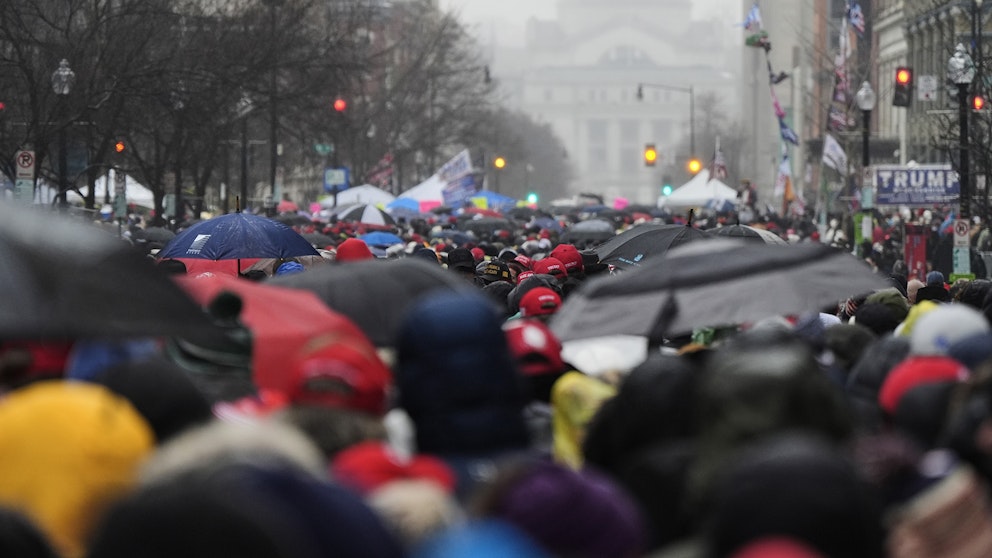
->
[277,199,300,213]
[176,273,375,393]
[461,207,504,218]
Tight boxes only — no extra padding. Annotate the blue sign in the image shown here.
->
[873,165,959,206]
[442,174,479,208]
[323,167,350,193]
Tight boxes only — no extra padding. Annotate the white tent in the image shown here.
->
[659,169,739,208]
[319,184,395,208]
[48,169,156,208]
[396,174,444,203]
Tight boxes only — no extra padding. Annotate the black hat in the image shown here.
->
[446,248,476,271]
[481,259,513,283]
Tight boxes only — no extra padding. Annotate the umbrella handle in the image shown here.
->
[647,291,678,348]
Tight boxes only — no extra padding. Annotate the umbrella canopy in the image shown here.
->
[336,204,397,227]
[431,229,474,245]
[302,232,337,248]
[176,273,373,393]
[460,216,513,236]
[550,239,890,344]
[593,223,709,269]
[359,231,404,247]
[159,213,318,260]
[709,224,788,245]
[270,258,471,347]
[272,213,312,227]
[0,204,214,339]
[133,227,176,244]
[276,199,300,213]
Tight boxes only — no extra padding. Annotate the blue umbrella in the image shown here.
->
[159,213,319,260]
[359,231,404,246]
[387,197,420,211]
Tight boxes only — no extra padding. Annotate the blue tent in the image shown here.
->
[470,190,518,211]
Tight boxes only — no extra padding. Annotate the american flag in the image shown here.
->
[709,138,728,181]
[364,152,394,189]
[848,2,866,36]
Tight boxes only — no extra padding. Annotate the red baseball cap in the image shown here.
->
[549,244,583,273]
[331,441,456,495]
[519,287,562,317]
[287,333,392,416]
[533,257,568,279]
[503,319,565,376]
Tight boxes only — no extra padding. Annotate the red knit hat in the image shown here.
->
[335,238,374,262]
[286,333,392,416]
[533,257,568,279]
[878,355,968,414]
[549,244,583,273]
[520,287,562,317]
[331,441,456,495]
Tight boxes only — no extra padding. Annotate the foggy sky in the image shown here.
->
[441,0,738,47]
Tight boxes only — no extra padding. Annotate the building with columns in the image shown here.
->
[503,0,740,204]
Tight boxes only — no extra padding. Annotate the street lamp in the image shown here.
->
[636,82,696,167]
[855,81,876,210]
[855,81,876,259]
[949,43,976,221]
[51,59,75,209]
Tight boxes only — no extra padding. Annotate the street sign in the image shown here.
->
[14,179,32,203]
[954,219,971,248]
[918,75,938,101]
[114,170,126,195]
[15,150,34,180]
[314,143,334,156]
[323,167,349,193]
[954,246,972,275]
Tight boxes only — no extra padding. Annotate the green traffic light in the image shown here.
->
[527,192,538,204]
[662,185,673,196]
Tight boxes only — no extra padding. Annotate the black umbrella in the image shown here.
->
[269,258,471,347]
[593,223,710,269]
[561,219,616,244]
[460,216,513,236]
[708,224,788,245]
[134,227,176,244]
[550,239,889,344]
[0,204,215,339]
[302,232,336,248]
[272,213,313,227]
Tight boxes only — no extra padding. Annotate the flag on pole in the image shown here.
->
[774,156,792,198]
[770,87,787,119]
[740,2,763,32]
[779,118,800,146]
[822,133,848,172]
[364,152,395,188]
[847,2,866,36]
[709,137,728,181]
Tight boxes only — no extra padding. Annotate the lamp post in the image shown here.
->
[637,82,696,166]
[949,43,976,221]
[51,59,75,210]
[855,81,876,260]
[855,81,876,208]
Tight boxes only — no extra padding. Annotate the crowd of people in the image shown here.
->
[4,202,992,558]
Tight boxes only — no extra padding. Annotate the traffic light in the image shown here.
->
[494,156,506,169]
[662,175,673,196]
[526,192,538,204]
[974,94,986,111]
[114,140,125,153]
[687,158,702,174]
[333,98,347,112]
[893,66,913,107]
[643,143,658,167]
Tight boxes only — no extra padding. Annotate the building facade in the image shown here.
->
[508,0,740,204]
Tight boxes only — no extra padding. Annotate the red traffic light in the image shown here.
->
[114,141,125,153]
[333,98,347,112]
[974,95,986,111]
[896,68,912,85]
[0,102,5,111]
